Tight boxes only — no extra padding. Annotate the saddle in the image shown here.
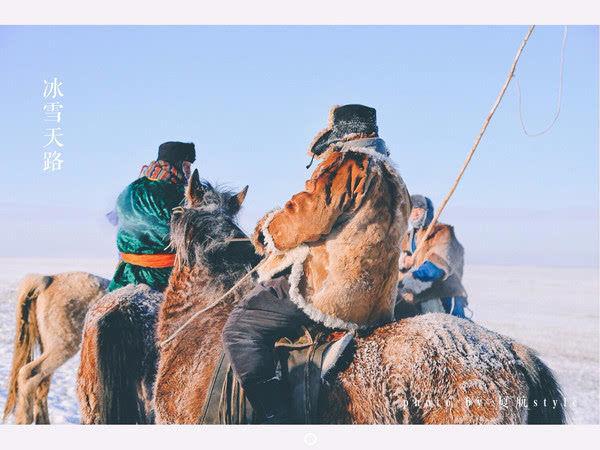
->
[199,329,354,424]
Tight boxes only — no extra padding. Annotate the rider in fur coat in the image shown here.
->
[396,195,469,318]
[222,104,411,423]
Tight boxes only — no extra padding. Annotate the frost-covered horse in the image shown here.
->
[3,272,108,424]
[153,171,566,424]
[77,284,162,424]
[75,173,251,425]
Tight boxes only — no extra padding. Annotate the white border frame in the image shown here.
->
[0,0,599,25]
[0,1,598,447]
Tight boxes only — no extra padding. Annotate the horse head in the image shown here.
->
[169,169,260,280]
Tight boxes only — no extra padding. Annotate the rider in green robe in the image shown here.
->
[107,141,195,292]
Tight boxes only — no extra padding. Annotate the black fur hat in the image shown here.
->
[157,141,196,164]
[308,104,378,156]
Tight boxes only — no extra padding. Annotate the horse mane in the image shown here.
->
[169,180,260,286]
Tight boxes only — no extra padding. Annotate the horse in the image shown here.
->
[153,170,566,424]
[75,171,254,425]
[77,283,163,424]
[3,272,109,424]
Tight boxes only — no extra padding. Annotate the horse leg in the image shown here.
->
[15,349,66,424]
[15,355,46,424]
[34,376,51,424]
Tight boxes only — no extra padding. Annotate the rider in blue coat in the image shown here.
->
[397,195,470,319]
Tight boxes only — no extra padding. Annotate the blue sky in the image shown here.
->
[0,26,597,266]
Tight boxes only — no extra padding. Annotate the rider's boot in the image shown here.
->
[243,378,290,424]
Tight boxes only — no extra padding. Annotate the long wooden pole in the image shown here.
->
[412,25,536,259]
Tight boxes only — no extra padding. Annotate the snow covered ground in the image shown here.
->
[0,258,598,424]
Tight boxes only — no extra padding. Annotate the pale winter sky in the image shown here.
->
[0,26,597,267]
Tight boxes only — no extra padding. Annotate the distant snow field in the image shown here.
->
[0,258,598,424]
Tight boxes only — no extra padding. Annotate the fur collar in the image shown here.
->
[260,209,282,254]
[335,137,389,157]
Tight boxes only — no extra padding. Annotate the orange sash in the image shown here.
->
[120,252,176,268]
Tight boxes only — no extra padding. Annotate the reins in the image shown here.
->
[158,237,262,348]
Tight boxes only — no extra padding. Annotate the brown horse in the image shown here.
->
[75,171,254,424]
[153,171,566,424]
[3,272,108,424]
[77,283,163,424]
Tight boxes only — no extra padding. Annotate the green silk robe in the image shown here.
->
[108,176,185,292]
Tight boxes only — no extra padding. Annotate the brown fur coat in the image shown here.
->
[398,223,467,303]
[253,139,411,330]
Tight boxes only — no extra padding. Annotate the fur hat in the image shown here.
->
[308,104,378,156]
[158,141,196,165]
[410,195,434,228]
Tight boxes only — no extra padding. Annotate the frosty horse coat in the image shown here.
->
[3,272,108,424]
[153,171,566,424]
[77,284,163,424]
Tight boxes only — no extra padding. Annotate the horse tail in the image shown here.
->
[3,274,52,422]
[516,345,567,424]
[97,303,146,424]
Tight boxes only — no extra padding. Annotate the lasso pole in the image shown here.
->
[413,25,536,257]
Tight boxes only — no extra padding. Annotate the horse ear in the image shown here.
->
[229,185,249,211]
[186,169,204,205]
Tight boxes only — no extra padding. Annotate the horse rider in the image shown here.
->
[222,104,411,423]
[396,195,470,319]
[107,141,195,292]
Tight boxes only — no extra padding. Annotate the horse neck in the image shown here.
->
[167,263,234,310]
[161,258,254,340]
[156,259,256,423]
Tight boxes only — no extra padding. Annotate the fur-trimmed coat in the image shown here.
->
[398,223,467,303]
[253,138,411,330]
